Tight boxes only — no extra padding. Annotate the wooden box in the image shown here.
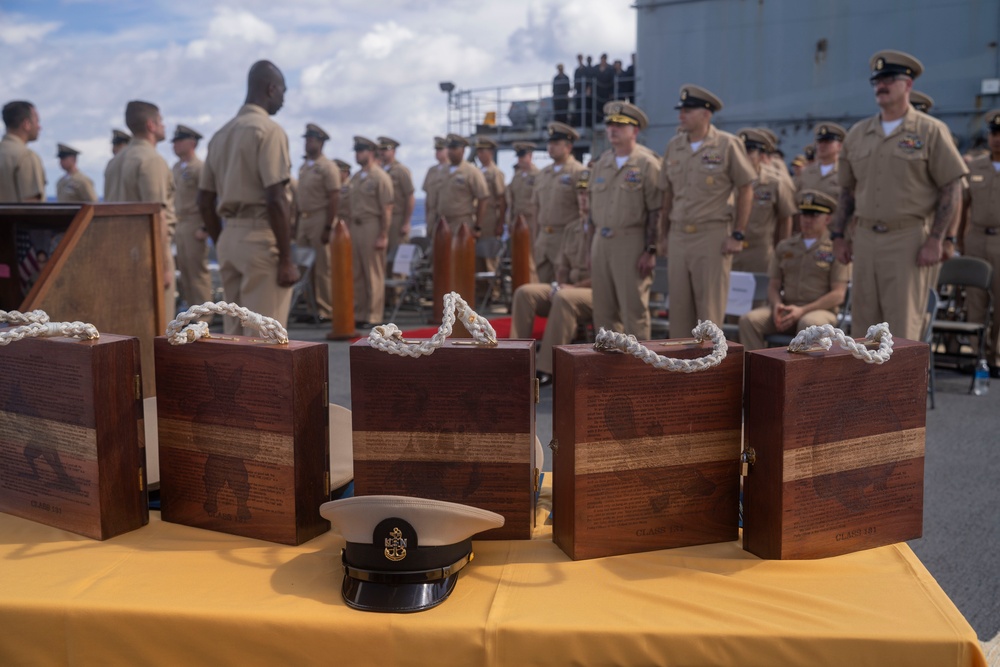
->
[743,338,928,559]
[350,340,537,540]
[0,333,148,539]
[0,203,166,398]
[552,339,744,560]
[154,336,330,545]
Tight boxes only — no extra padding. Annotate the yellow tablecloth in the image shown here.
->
[0,481,986,667]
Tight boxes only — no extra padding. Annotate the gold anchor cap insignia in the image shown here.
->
[384,526,407,562]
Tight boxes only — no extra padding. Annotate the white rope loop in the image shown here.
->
[0,309,50,325]
[593,320,728,373]
[165,301,288,345]
[368,291,497,357]
[787,322,893,364]
[0,320,100,346]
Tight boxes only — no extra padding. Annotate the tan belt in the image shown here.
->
[970,224,1000,236]
[859,217,924,233]
[543,225,565,234]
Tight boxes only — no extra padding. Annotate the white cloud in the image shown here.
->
[0,13,60,46]
[359,21,415,60]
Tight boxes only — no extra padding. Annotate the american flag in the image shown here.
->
[16,230,40,295]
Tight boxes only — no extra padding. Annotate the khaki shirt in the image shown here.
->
[966,154,1000,229]
[104,138,176,230]
[339,180,353,223]
[422,163,447,227]
[56,170,97,203]
[479,162,506,227]
[348,165,393,220]
[770,231,851,307]
[660,124,755,226]
[172,156,203,222]
[532,157,583,231]
[746,166,796,247]
[296,155,341,215]
[0,134,46,202]
[590,144,662,231]
[794,161,841,201]
[384,161,414,222]
[200,104,291,221]
[839,106,968,223]
[508,164,539,221]
[556,218,591,285]
[438,161,489,219]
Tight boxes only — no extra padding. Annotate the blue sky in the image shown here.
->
[1,0,637,197]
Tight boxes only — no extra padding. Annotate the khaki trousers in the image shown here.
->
[388,213,410,261]
[738,306,838,351]
[217,218,292,336]
[296,208,332,319]
[351,215,386,324]
[533,225,566,284]
[510,283,593,373]
[175,217,212,322]
[591,228,651,339]
[851,222,930,341]
[963,227,1000,365]
[667,223,731,338]
[732,242,772,274]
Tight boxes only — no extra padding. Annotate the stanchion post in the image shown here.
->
[327,219,357,341]
[511,213,531,294]
[451,221,476,338]
[432,217,452,324]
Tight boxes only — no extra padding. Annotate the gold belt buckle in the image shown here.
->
[301,211,311,218]
[683,224,697,234]
[545,226,554,234]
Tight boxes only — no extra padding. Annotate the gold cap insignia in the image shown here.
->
[681,89,688,100]
[740,133,747,141]
[608,102,622,115]
[994,114,1000,125]
[804,194,814,205]
[820,125,827,134]
[384,526,407,562]
[876,58,884,70]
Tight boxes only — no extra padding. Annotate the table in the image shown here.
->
[0,482,986,666]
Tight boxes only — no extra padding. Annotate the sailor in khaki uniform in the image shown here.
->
[438,134,489,235]
[532,123,584,283]
[0,101,46,202]
[111,129,130,156]
[421,136,447,237]
[739,190,851,350]
[349,136,394,327]
[377,136,415,258]
[733,128,795,273]
[295,124,341,321]
[55,144,97,202]
[590,101,662,339]
[508,141,539,237]
[911,91,934,113]
[171,124,211,319]
[804,143,816,166]
[475,136,507,239]
[334,158,352,224]
[963,109,1000,375]
[831,50,968,340]
[198,61,299,336]
[659,85,755,337]
[510,172,593,385]
[105,100,177,324]
[795,123,846,202]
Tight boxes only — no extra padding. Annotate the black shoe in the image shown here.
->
[536,371,552,387]
[990,365,1000,380]
[295,314,319,324]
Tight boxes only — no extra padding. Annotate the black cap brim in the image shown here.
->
[342,572,459,613]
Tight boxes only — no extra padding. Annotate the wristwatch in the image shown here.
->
[944,236,957,244]
[731,230,745,242]
[645,244,656,255]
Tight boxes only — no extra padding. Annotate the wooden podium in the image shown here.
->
[743,337,928,559]
[0,203,165,397]
[0,333,148,539]
[552,337,744,560]
[350,339,537,540]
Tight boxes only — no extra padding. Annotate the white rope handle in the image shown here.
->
[593,320,728,372]
[165,301,288,345]
[787,322,893,364]
[0,309,49,325]
[368,291,497,357]
[0,320,99,346]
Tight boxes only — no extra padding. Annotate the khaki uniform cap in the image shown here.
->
[797,189,838,214]
[513,141,537,154]
[986,108,1000,131]
[547,122,579,141]
[112,129,131,144]
[675,84,723,112]
[475,136,498,150]
[304,124,330,141]
[813,122,847,142]
[353,136,378,151]
[737,128,774,152]
[433,136,446,149]
[910,91,934,113]
[869,50,924,80]
[172,124,203,142]
[804,144,816,160]
[445,133,469,148]
[334,158,351,172]
[603,100,649,130]
[56,143,81,157]
[377,136,400,149]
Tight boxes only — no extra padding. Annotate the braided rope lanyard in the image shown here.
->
[165,302,289,345]
[787,322,893,364]
[0,320,99,346]
[368,291,497,357]
[0,309,50,326]
[593,320,728,372]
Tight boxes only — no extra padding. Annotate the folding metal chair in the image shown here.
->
[475,237,508,311]
[649,256,669,338]
[924,288,940,409]
[932,256,993,393]
[384,243,427,321]
[287,243,318,323]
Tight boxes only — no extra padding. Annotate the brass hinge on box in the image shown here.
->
[325,471,331,497]
[134,375,142,400]
[138,466,144,491]
[324,382,329,408]
[740,447,756,477]
[534,377,540,404]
